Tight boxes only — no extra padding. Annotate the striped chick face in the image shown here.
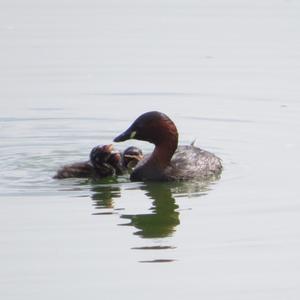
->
[90,144,121,170]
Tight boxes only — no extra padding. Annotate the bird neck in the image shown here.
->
[149,136,178,170]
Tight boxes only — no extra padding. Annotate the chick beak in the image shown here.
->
[106,144,114,152]
[124,154,143,162]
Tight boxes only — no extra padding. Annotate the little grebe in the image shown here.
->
[89,144,123,176]
[54,144,143,179]
[54,144,122,179]
[122,146,144,170]
[114,111,222,181]
[90,145,143,175]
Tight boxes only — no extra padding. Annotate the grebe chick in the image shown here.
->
[114,111,222,181]
[53,145,143,179]
[122,146,144,170]
[54,144,121,179]
[90,144,123,176]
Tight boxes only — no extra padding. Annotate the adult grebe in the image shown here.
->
[114,111,222,181]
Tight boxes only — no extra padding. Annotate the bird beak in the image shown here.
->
[107,144,114,152]
[107,145,120,156]
[114,127,136,142]
[124,154,143,161]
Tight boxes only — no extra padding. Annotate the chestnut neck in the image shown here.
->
[147,132,178,171]
[130,115,179,181]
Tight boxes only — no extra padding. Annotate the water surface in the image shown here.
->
[1,0,300,299]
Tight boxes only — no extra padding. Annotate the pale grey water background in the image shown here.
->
[1,0,300,299]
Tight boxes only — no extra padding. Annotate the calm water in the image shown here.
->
[1,0,300,299]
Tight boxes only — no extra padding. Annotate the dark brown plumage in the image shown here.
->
[114,111,222,181]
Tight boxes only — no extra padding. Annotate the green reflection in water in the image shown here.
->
[90,179,213,238]
[90,178,218,263]
[89,176,124,211]
[121,182,180,238]
[92,185,120,210]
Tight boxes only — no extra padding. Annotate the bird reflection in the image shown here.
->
[120,182,180,238]
[91,178,121,212]
[91,179,211,238]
